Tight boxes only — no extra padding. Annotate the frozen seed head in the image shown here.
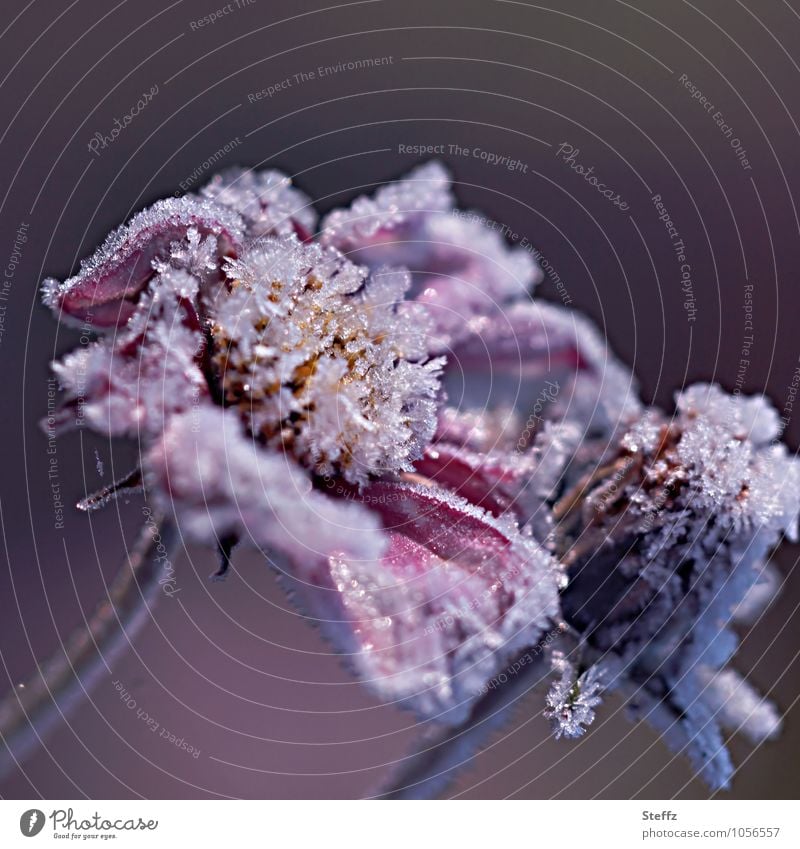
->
[558,382,799,789]
[210,234,444,485]
[557,383,800,576]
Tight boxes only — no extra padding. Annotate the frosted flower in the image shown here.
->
[42,167,564,724]
[36,161,798,796]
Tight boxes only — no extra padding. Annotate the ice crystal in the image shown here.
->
[321,161,541,351]
[213,235,444,484]
[544,655,605,739]
[281,480,563,722]
[40,160,800,795]
[201,166,317,239]
[558,383,800,788]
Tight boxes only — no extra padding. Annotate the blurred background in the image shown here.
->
[1,0,799,799]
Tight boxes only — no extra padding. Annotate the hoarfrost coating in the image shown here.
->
[41,162,800,792]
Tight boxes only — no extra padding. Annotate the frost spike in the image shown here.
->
[77,467,143,512]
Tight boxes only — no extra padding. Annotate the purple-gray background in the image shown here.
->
[1,0,799,798]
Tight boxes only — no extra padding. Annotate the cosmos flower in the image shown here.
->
[36,161,800,795]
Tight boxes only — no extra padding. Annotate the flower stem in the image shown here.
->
[0,517,176,780]
[376,651,549,800]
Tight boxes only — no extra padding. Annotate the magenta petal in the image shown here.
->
[321,162,540,351]
[49,270,210,437]
[146,406,386,561]
[446,300,640,432]
[421,409,581,540]
[320,161,454,256]
[42,197,244,327]
[285,480,563,723]
[201,167,317,240]
[414,442,536,518]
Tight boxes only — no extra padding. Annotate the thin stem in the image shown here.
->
[0,517,177,779]
[376,651,550,800]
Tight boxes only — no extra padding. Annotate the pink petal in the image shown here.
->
[320,161,453,254]
[321,162,540,351]
[416,414,579,533]
[145,406,385,564]
[42,197,244,327]
[445,300,640,433]
[49,271,209,437]
[414,441,537,518]
[201,167,317,240]
[284,480,563,723]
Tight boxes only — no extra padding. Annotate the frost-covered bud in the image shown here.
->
[210,235,444,485]
[557,383,800,788]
